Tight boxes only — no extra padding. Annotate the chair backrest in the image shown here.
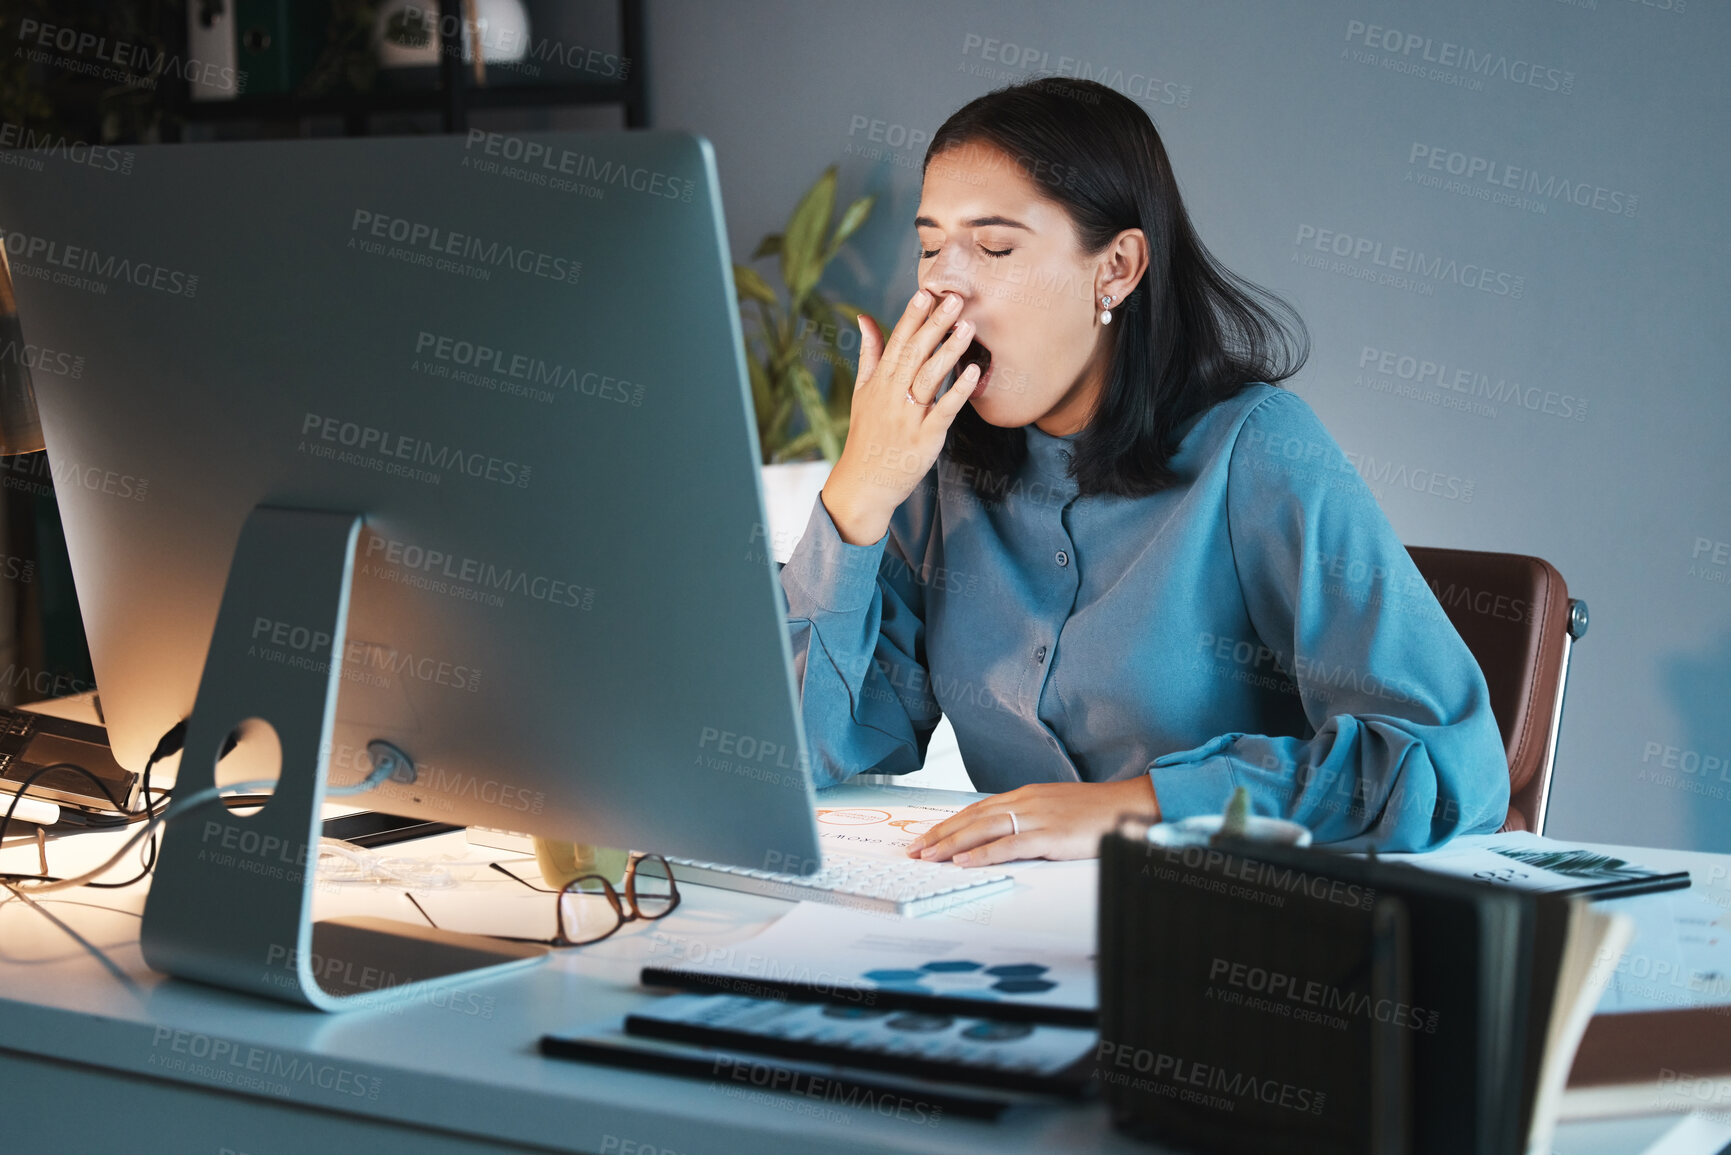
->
[1404,548,1588,834]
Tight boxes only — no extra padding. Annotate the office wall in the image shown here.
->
[645,0,1730,851]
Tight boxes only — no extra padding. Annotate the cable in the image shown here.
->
[0,718,192,887]
[1,760,128,850]
[84,816,160,890]
[1,716,369,892]
[136,719,187,814]
[0,714,181,829]
[1,777,279,892]
[81,723,188,886]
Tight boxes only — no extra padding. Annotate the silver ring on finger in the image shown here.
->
[905,388,933,408]
[1007,811,1020,836]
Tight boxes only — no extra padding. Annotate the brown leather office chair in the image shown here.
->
[1406,548,1589,834]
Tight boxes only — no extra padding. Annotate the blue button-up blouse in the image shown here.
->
[778,384,1509,852]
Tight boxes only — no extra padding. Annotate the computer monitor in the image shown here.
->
[0,129,822,1008]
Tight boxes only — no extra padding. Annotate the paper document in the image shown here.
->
[628,992,1099,1076]
[1383,831,1689,897]
[648,900,1097,1014]
[1592,888,1731,1015]
[813,801,965,862]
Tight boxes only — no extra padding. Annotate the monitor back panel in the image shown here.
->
[0,131,821,869]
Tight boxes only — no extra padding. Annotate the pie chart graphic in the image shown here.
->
[859,961,1059,999]
[815,808,892,826]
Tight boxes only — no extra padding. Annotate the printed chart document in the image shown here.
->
[812,801,963,861]
[617,992,1099,1097]
[641,901,1097,1025]
[1383,831,1690,899]
[812,798,1088,888]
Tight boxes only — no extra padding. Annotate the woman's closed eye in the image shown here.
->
[919,245,1014,259]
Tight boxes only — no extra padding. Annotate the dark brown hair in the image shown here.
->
[925,78,1308,498]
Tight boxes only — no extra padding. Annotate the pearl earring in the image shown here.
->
[1100,295,1115,325]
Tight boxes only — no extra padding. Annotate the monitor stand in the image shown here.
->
[139,506,547,1011]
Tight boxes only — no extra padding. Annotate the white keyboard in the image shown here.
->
[663,852,1013,917]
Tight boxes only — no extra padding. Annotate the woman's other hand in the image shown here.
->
[906,777,1159,867]
[819,289,981,546]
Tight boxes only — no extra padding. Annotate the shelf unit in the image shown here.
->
[166,0,646,138]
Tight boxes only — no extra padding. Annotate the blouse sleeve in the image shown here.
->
[777,485,942,789]
[1146,390,1510,851]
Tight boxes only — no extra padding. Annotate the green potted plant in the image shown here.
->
[734,167,879,560]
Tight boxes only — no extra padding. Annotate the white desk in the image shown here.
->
[1,781,1726,1155]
